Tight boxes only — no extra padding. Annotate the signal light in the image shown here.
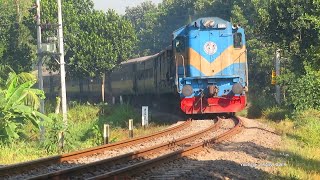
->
[271,70,276,85]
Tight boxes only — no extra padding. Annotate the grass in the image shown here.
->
[0,103,169,165]
[258,109,320,180]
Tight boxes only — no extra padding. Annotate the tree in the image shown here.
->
[76,10,136,101]
[0,0,35,73]
[35,1,137,101]
[125,1,159,56]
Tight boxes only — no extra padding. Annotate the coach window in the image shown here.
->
[233,33,242,48]
[175,36,185,52]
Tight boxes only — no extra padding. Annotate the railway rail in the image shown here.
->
[1,116,243,180]
[0,120,191,179]
[24,116,241,179]
[89,116,243,180]
[26,118,221,179]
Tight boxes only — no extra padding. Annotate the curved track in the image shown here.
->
[26,116,242,180]
[90,116,243,180]
[0,120,191,179]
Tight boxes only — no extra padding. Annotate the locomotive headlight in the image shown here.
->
[232,83,243,94]
[182,85,193,97]
[217,23,227,29]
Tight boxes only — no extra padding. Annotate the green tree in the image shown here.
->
[287,66,320,111]
[125,1,159,56]
[35,1,136,100]
[0,0,35,73]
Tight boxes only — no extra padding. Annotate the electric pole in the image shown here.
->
[57,0,68,125]
[36,0,45,139]
[275,49,281,104]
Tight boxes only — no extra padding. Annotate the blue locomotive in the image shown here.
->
[173,17,248,114]
[110,17,248,114]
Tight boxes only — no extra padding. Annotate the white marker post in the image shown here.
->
[103,124,110,144]
[120,95,123,105]
[129,119,133,138]
[112,97,115,104]
[142,106,148,128]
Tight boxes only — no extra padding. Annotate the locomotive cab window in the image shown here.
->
[233,33,243,48]
[175,36,185,52]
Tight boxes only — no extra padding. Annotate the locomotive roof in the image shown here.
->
[121,46,172,64]
[172,17,231,39]
[121,54,159,64]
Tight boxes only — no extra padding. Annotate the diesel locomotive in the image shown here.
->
[110,17,248,114]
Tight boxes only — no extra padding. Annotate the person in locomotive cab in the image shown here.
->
[233,33,242,48]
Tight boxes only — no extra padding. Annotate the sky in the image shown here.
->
[92,0,163,15]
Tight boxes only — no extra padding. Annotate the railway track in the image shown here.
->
[2,116,243,180]
[0,120,192,179]
[89,116,243,180]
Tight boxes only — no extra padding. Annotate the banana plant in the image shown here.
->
[0,72,51,142]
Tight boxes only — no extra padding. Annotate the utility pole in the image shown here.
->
[275,49,281,104]
[36,0,44,115]
[57,0,68,125]
[36,0,45,139]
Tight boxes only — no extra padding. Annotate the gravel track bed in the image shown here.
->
[71,119,233,179]
[131,118,236,180]
[7,120,214,180]
[132,117,282,180]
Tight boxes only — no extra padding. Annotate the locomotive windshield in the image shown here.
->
[234,33,243,48]
[175,36,185,52]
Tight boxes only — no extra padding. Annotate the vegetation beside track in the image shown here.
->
[0,103,168,165]
[238,100,320,180]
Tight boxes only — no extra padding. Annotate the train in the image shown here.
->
[110,17,248,114]
[43,17,248,114]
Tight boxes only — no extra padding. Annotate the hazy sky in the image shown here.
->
[92,0,162,14]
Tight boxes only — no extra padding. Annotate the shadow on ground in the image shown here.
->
[210,141,319,178]
[175,159,287,180]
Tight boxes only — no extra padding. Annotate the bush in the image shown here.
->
[262,107,289,121]
[287,66,320,111]
[99,103,140,128]
[247,95,277,118]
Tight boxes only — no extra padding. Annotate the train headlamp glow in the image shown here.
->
[232,83,243,94]
[217,23,227,29]
[182,85,193,97]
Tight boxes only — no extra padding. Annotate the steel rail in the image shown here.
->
[28,119,222,180]
[90,116,243,180]
[0,120,191,178]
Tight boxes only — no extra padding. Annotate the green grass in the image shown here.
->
[261,109,320,180]
[0,141,55,165]
[0,103,169,165]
